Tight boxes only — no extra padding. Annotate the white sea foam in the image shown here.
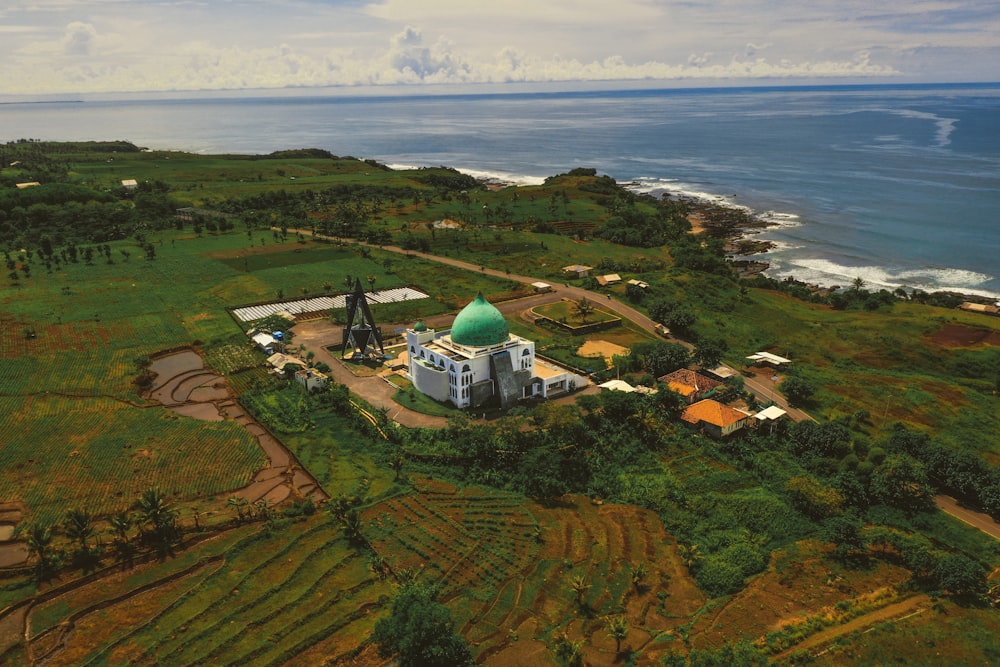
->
[757,239,799,252]
[385,162,545,186]
[455,167,546,187]
[888,108,958,147]
[766,257,999,300]
[628,176,802,228]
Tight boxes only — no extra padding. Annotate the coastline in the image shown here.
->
[679,195,999,305]
[477,173,999,306]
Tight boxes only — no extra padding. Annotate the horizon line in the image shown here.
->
[2,79,999,105]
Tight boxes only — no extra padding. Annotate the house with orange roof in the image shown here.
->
[658,368,725,404]
[680,399,751,438]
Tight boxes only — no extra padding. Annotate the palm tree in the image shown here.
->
[574,297,594,323]
[63,509,94,551]
[24,523,56,581]
[679,543,702,570]
[570,575,590,606]
[108,510,132,543]
[606,615,629,654]
[366,274,377,293]
[342,508,365,545]
[368,551,388,580]
[253,498,274,522]
[630,562,648,593]
[134,489,179,550]
[553,631,583,667]
[389,451,405,482]
[108,510,135,567]
[227,496,248,523]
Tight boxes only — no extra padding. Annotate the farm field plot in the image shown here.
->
[0,394,265,525]
[6,517,391,666]
[363,479,708,664]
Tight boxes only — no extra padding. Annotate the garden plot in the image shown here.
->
[231,287,430,323]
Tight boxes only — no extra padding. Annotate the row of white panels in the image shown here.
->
[232,287,430,322]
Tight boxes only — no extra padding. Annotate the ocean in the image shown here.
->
[3,83,999,299]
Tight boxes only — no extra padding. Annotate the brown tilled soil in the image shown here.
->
[927,323,1000,348]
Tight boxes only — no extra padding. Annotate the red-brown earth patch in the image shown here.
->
[927,323,1000,348]
[688,540,912,652]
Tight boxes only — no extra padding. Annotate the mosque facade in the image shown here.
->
[406,293,585,410]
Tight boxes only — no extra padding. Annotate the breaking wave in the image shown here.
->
[765,257,999,301]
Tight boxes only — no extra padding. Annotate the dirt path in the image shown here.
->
[772,593,930,662]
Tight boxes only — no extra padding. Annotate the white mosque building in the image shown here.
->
[406,293,587,410]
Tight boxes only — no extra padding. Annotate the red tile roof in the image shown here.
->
[680,399,749,428]
[658,369,724,398]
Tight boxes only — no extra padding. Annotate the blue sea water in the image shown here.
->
[3,83,999,299]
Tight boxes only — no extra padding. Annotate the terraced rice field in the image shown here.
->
[14,516,391,666]
[362,478,706,663]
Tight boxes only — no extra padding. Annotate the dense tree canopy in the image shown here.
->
[372,582,474,667]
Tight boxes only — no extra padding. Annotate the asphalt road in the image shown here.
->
[934,495,1000,540]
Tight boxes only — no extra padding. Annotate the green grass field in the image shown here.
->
[3,145,1000,666]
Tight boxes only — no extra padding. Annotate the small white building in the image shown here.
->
[251,330,278,353]
[755,405,787,423]
[121,179,138,190]
[407,293,586,410]
[598,379,636,393]
[295,367,329,392]
[532,281,553,293]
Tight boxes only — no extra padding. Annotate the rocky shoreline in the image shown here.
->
[680,197,779,280]
[678,196,999,306]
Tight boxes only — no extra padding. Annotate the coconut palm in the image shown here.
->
[570,575,590,606]
[342,508,365,545]
[253,498,274,522]
[23,523,56,581]
[553,631,583,667]
[133,489,179,551]
[679,543,702,570]
[606,615,629,654]
[227,496,249,523]
[630,562,648,593]
[63,508,94,551]
[108,510,135,567]
[389,451,405,482]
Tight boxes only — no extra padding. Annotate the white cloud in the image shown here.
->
[62,21,98,56]
[0,0,996,95]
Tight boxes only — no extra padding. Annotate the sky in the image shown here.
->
[2,0,998,96]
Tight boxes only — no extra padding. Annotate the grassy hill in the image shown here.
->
[1,143,999,665]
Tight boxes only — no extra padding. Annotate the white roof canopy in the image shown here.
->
[755,405,788,421]
[747,351,792,365]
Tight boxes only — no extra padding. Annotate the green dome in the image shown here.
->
[413,320,428,332]
[450,293,508,347]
